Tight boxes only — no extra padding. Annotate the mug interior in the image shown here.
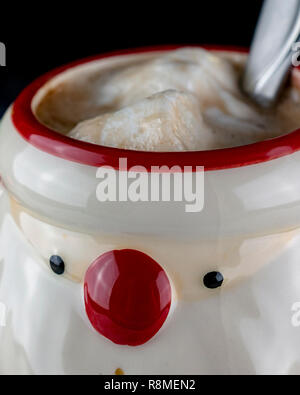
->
[11,45,300,171]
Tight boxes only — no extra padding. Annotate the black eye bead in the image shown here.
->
[50,255,65,275]
[203,271,223,289]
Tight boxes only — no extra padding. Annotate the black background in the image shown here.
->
[0,1,264,116]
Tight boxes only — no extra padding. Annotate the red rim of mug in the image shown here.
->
[11,44,300,171]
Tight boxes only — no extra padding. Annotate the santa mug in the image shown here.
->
[1,46,300,375]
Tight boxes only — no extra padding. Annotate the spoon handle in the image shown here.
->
[242,0,300,107]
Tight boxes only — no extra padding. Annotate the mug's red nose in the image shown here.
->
[84,249,172,346]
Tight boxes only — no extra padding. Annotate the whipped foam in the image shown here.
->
[34,48,300,151]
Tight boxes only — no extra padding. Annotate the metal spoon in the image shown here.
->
[242,0,300,107]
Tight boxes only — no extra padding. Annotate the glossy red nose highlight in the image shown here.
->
[84,249,172,346]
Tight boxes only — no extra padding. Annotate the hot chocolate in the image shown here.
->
[34,48,300,151]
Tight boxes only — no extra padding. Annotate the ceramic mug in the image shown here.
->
[1,46,300,374]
